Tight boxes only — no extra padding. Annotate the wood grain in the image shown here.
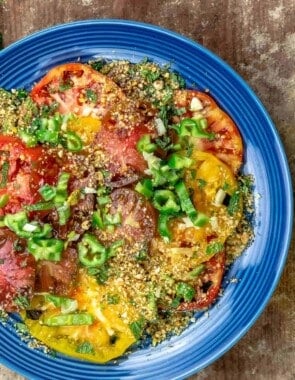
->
[0,1,294,379]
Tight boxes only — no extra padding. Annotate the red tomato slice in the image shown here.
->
[31,62,126,118]
[95,125,150,186]
[0,229,36,312]
[31,63,155,140]
[173,90,243,173]
[34,247,78,296]
[177,251,225,311]
[0,135,59,215]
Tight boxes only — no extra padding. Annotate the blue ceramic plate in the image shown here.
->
[0,20,293,380]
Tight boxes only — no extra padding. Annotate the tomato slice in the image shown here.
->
[95,188,156,247]
[24,270,137,363]
[31,62,127,118]
[0,135,59,215]
[0,229,36,312]
[31,63,155,140]
[95,125,150,186]
[34,247,78,296]
[177,251,225,310]
[173,90,243,173]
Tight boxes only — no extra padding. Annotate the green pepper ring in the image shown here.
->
[78,233,108,267]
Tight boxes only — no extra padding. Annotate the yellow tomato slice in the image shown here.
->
[152,151,242,280]
[188,150,238,211]
[23,269,138,363]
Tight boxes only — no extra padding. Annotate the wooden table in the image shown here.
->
[0,1,294,379]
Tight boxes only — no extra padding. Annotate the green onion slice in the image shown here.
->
[137,134,157,153]
[175,180,208,227]
[43,313,94,327]
[64,131,83,152]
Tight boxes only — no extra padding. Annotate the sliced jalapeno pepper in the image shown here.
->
[78,233,107,267]
[178,118,215,139]
[167,153,193,170]
[153,190,180,214]
[28,237,64,261]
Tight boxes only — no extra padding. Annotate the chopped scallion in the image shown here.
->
[43,313,94,327]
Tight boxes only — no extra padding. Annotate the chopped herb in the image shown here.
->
[170,298,180,308]
[85,89,98,103]
[197,178,207,189]
[14,295,30,309]
[170,72,186,88]
[176,282,195,302]
[90,59,107,72]
[190,169,197,180]
[87,264,109,284]
[76,341,95,355]
[135,249,148,261]
[39,184,56,201]
[173,106,186,116]
[155,135,171,150]
[158,105,169,128]
[189,264,205,278]
[15,322,29,333]
[147,291,157,312]
[25,201,55,212]
[227,190,241,216]
[106,294,120,305]
[206,241,224,255]
[59,83,72,92]
[129,318,145,340]
[43,313,94,327]
[240,175,254,195]
[16,89,28,99]
[141,68,160,82]
[39,103,59,118]
[101,169,110,179]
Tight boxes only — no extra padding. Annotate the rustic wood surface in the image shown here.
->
[0,0,294,379]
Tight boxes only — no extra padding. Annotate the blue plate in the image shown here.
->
[0,20,293,380]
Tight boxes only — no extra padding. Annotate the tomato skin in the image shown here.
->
[177,251,225,311]
[173,90,243,173]
[0,135,59,215]
[0,229,36,312]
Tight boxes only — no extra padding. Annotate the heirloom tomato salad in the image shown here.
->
[0,59,253,362]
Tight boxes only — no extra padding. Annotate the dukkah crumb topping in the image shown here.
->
[0,59,253,361]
